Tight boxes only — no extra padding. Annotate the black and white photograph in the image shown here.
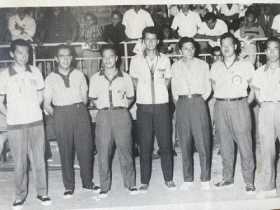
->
[0,0,280,209]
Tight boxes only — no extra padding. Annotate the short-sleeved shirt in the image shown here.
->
[130,53,171,104]
[198,19,228,36]
[89,70,134,109]
[210,59,254,98]
[44,69,88,106]
[122,8,154,39]
[218,4,240,17]
[271,14,280,33]
[0,65,44,129]
[171,11,202,37]
[171,58,211,101]
[251,65,280,102]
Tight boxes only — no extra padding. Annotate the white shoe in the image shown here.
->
[180,182,194,191]
[256,189,277,199]
[201,181,211,190]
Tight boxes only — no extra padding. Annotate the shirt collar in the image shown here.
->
[9,64,32,76]
[99,68,123,77]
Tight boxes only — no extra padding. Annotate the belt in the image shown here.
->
[216,97,246,102]
[262,101,280,103]
[99,106,126,110]
[179,94,202,99]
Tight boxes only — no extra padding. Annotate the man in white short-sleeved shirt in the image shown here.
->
[130,26,175,192]
[171,5,202,38]
[210,32,255,193]
[0,39,51,209]
[122,5,154,40]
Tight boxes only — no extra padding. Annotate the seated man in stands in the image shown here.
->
[271,11,280,37]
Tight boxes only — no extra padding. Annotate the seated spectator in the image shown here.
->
[79,13,102,79]
[271,12,280,36]
[196,12,228,47]
[8,8,36,41]
[217,4,240,31]
[159,25,176,56]
[122,5,154,40]
[234,9,264,64]
[43,7,78,43]
[103,10,126,56]
[258,4,274,37]
[171,4,202,38]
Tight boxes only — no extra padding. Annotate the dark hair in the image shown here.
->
[265,36,280,49]
[10,39,31,53]
[178,36,200,56]
[142,26,159,40]
[111,10,122,18]
[220,32,240,55]
[204,12,217,22]
[84,12,97,22]
[245,9,256,20]
[100,44,118,56]
[55,44,74,57]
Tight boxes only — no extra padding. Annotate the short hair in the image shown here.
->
[204,12,217,22]
[142,26,159,40]
[178,36,200,56]
[220,32,239,46]
[10,39,31,53]
[245,9,256,20]
[55,44,73,57]
[84,12,97,22]
[265,36,280,49]
[111,10,122,18]
[100,44,118,56]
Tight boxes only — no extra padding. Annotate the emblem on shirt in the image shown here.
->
[232,75,242,85]
[157,68,165,79]
[117,90,125,99]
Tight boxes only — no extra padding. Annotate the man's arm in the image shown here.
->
[43,77,54,116]
[0,95,7,116]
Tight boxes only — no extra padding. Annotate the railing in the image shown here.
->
[0,37,269,78]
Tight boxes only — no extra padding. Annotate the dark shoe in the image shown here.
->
[165,180,176,190]
[37,195,52,206]
[63,190,74,199]
[138,184,149,193]
[83,184,101,193]
[173,150,177,156]
[128,186,139,195]
[245,184,256,194]
[98,190,109,198]
[214,180,234,188]
[12,199,24,210]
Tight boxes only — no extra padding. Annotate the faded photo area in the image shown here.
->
[1,3,280,210]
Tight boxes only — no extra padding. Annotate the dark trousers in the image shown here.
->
[95,109,136,192]
[176,96,211,182]
[137,103,173,184]
[214,99,255,184]
[53,103,93,191]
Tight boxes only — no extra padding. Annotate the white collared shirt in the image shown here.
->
[218,4,240,17]
[251,65,280,102]
[44,69,88,106]
[198,19,228,37]
[210,59,254,98]
[8,14,36,41]
[89,71,134,109]
[272,14,280,33]
[171,11,202,37]
[0,65,44,128]
[130,53,171,104]
[171,58,211,101]
[122,8,154,39]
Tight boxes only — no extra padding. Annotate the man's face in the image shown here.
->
[11,45,29,66]
[17,9,26,19]
[102,49,117,69]
[266,41,280,63]
[144,33,158,51]
[206,19,216,30]
[85,15,96,26]
[180,42,195,58]
[182,5,190,16]
[246,14,255,24]
[56,48,72,70]
[221,37,236,58]
[112,14,120,26]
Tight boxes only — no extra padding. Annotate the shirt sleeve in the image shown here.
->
[171,15,179,30]
[250,70,262,90]
[219,20,228,35]
[129,56,139,79]
[8,16,21,38]
[80,72,88,93]
[202,63,212,100]
[164,57,172,79]
[125,74,135,99]
[34,68,44,91]
[244,62,255,84]
[0,71,7,95]
[145,12,154,27]
[43,75,53,103]
[198,22,206,35]
[209,63,218,83]
[271,15,280,32]
[88,75,98,100]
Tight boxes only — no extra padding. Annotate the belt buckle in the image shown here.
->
[188,94,192,98]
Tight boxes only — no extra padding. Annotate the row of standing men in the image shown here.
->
[1,26,280,209]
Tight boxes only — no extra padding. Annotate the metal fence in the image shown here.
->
[0,37,269,78]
